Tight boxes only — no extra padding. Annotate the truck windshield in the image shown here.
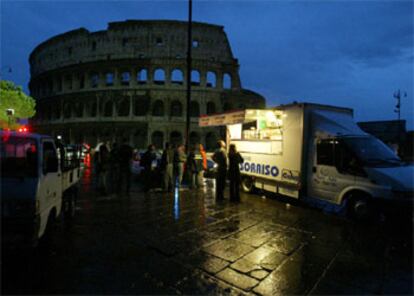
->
[342,137,402,167]
[1,135,38,177]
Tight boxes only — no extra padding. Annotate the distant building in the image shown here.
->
[29,20,265,150]
[358,120,413,161]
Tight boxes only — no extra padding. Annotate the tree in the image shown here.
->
[0,80,36,129]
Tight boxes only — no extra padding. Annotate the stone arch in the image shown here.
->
[63,103,72,119]
[137,69,148,84]
[106,72,114,86]
[207,102,216,115]
[223,102,233,112]
[89,101,97,117]
[152,100,164,116]
[90,72,99,88]
[189,131,200,147]
[45,105,52,121]
[170,131,183,146]
[75,102,83,118]
[121,71,130,86]
[133,129,146,149]
[207,71,216,88]
[154,68,165,85]
[205,132,217,151]
[191,70,200,86]
[53,104,61,119]
[171,69,184,85]
[134,96,149,116]
[190,101,200,117]
[151,131,164,149]
[170,100,183,117]
[223,73,232,89]
[103,100,113,117]
[117,98,130,116]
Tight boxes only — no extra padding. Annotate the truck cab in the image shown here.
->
[310,135,413,216]
[1,131,79,246]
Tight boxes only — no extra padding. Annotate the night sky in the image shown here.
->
[1,0,413,128]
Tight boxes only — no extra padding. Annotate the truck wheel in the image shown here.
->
[347,195,371,220]
[241,177,254,193]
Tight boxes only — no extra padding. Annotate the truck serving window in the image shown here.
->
[242,117,283,140]
[1,136,38,177]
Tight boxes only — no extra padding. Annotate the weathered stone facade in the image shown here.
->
[29,20,265,150]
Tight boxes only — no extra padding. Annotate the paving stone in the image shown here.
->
[259,251,287,270]
[231,258,262,274]
[174,251,230,274]
[216,268,259,291]
[229,223,281,247]
[175,270,246,295]
[264,232,303,255]
[253,246,328,295]
[249,270,269,280]
[203,238,254,262]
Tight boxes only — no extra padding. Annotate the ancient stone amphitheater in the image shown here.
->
[29,20,265,150]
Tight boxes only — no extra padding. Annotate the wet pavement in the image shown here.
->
[2,167,413,295]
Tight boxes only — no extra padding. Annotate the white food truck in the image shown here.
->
[1,131,80,246]
[200,103,414,216]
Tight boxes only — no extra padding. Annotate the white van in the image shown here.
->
[1,131,80,246]
[200,103,414,217]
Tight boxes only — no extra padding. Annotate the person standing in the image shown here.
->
[187,146,198,189]
[212,140,227,200]
[98,143,110,195]
[197,144,207,187]
[118,138,133,195]
[228,144,244,202]
[109,142,120,194]
[141,144,157,192]
[174,144,187,189]
[161,142,175,192]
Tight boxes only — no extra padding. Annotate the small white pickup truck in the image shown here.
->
[1,131,81,246]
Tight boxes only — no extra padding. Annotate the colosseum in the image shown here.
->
[29,20,265,150]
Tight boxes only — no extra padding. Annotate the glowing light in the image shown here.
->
[174,188,180,220]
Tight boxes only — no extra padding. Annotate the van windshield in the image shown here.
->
[342,136,402,167]
[1,135,38,177]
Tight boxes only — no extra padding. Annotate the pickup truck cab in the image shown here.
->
[1,131,80,247]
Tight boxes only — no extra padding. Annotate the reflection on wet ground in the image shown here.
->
[2,166,413,295]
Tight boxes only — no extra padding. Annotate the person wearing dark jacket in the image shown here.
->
[212,140,227,200]
[228,144,244,202]
[187,146,198,189]
[161,142,175,192]
[141,144,157,192]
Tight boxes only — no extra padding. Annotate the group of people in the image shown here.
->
[93,138,133,196]
[93,138,244,202]
[140,142,208,192]
[212,140,244,202]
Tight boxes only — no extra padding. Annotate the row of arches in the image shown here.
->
[32,67,235,98]
[37,99,223,121]
[60,128,219,151]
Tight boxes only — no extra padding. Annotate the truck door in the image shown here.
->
[308,139,356,204]
[39,140,61,223]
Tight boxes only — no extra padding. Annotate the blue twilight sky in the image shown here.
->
[1,0,413,128]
